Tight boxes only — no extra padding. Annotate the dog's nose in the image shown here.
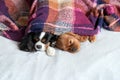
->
[71,47,77,52]
[36,45,42,49]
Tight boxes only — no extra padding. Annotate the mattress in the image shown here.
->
[0,29,120,80]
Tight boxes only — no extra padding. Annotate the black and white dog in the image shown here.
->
[19,32,59,56]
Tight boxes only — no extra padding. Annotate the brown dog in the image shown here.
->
[55,32,96,53]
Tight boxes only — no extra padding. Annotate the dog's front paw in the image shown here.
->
[46,47,55,56]
[89,35,96,42]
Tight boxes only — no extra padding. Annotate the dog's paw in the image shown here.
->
[89,35,96,42]
[46,47,55,56]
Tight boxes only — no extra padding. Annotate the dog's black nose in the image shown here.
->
[71,47,77,52]
[36,45,42,49]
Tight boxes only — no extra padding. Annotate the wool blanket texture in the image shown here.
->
[0,0,120,41]
[26,0,99,35]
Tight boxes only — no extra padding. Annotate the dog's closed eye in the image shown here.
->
[68,39,73,46]
[41,38,46,43]
[34,38,39,42]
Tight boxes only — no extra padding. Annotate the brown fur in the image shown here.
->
[55,32,96,53]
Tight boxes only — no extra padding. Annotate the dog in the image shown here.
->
[55,32,96,53]
[19,31,96,54]
[19,32,59,56]
[19,0,97,55]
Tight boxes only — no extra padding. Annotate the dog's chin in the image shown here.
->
[55,35,80,53]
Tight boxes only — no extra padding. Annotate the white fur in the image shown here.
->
[35,32,46,51]
[46,47,56,56]
[35,41,46,51]
[39,32,45,40]
[35,32,56,56]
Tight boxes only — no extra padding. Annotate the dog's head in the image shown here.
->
[35,32,59,51]
[19,32,58,52]
[55,32,81,53]
[34,32,48,51]
[55,32,95,53]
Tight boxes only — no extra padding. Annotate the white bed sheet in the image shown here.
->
[0,29,120,80]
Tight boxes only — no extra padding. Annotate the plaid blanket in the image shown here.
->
[26,0,120,35]
[26,0,99,35]
[0,0,28,41]
[0,0,120,41]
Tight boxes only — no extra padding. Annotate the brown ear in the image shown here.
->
[65,32,88,42]
[65,32,80,40]
[65,32,77,37]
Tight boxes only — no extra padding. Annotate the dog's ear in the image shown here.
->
[65,32,80,40]
[19,32,35,52]
[65,32,77,37]
[65,32,88,42]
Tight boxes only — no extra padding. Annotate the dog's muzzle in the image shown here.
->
[35,41,46,51]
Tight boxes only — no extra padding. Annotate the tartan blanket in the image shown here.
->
[0,0,120,41]
[26,0,99,35]
[0,0,28,41]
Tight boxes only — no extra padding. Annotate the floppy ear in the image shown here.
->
[19,32,35,52]
[65,32,80,40]
[65,32,88,42]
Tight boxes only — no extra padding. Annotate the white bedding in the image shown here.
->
[0,29,120,80]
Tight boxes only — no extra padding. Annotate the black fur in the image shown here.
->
[19,32,40,52]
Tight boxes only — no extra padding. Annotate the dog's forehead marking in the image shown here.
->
[39,32,45,40]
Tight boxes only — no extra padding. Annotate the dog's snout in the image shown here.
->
[70,47,77,52]
[36,45,42,49]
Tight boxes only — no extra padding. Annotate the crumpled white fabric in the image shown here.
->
[0,29,120,80]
